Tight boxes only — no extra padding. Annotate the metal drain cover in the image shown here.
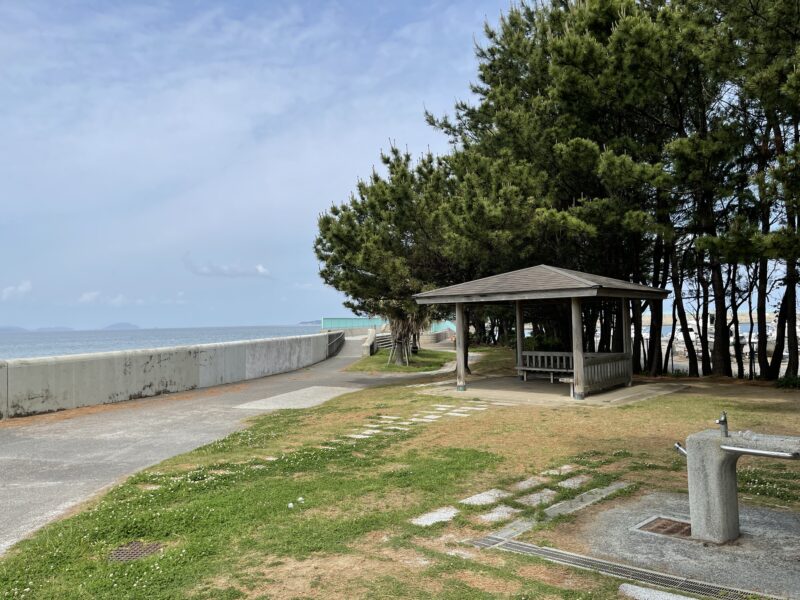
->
[639,517,691,538]
[109,541,162,562]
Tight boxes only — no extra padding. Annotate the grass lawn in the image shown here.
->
[2,348,799,599]
[345,347,456,373]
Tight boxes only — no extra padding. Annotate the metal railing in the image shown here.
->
[326,331,345,358]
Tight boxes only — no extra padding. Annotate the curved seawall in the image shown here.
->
[0,331,344,419]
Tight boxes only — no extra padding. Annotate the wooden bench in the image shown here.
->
[518,351,574,383]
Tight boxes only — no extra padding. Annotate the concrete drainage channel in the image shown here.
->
[469,535,776,599]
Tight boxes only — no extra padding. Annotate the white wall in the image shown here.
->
[0,332,334,419]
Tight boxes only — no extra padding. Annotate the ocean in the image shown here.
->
[0,325,321,360]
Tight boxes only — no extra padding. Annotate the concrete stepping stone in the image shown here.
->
[346,434,371,439]
[494,517,536,539]
[316,445,336,450]
[433,404,456,408]
[446,411,471,417]
[558,474,591,489]
[360,429,383,435]
[422,415,442,420]
[379,416,402,420]
[396,421,414,425]
[618,583,693,600]
[541,464,577,476]
[384,426,410,431]
[544,482,630,518]
[410,418,430,423]
[461,406,488,411]
[510,476,548,492]
[477,504,523,523]
[460,488,512,506]
[410,506,459,526]
[517,488,557,507]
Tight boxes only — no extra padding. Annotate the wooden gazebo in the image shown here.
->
[414,265,669,399]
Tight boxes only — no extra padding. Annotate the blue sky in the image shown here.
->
[0,1,506,329]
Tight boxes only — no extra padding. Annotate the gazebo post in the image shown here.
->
[621,297,632,386]
[571,297,585,399]
[515,300,524,379]
[455,302,467,391]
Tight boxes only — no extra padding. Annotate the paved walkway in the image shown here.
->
[0,339,430,554]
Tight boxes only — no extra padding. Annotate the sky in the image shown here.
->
[0,0,506,330]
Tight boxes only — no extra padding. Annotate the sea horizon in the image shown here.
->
[0,324,322,360]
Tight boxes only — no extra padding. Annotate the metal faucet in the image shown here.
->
[716,411,729,437]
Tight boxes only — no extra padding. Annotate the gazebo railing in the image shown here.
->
[583,352,631,392]
[520,351,574,373]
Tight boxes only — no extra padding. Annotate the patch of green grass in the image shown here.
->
[346,348,455,373]
[776,375,800,388]
[738,466,800,501]
[0,404,500,600]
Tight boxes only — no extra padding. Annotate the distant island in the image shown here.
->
[299,320,321,326]
[103,322,140,331]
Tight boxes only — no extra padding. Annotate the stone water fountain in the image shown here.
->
[675,412,800,543]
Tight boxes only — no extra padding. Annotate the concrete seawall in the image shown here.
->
[0,332,343,419]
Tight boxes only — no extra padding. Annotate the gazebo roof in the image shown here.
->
[414,264,669,304]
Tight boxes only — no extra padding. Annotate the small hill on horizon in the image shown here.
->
[299,320,321,325]
[104,322,140,331]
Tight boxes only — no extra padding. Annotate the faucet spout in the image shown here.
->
[715,411,729,437]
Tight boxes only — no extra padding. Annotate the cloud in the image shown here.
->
[78,290,101,303]
[2,280,32,301]
[183,254,271,278]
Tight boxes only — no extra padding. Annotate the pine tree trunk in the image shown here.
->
[710,259,732,377]
[730,265,744,379]
[672,251,699,376]
[768,291,788,379]
[632,301,643,373]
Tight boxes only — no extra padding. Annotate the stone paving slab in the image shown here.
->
[446,412,471,417]
[517,488,557,507]
[477,504,523,523]
[493,517,537,539]
[346,434,371,439]
[410,506,459,526]
[544,482,630,518]
[558,474,591,489]
[460,488,512,506]
[541,464,576,476]
[235,386,359,410]
[379,416,402,420]
[618,583,693,600]
[510,476,548,492]
[422,415,442,420]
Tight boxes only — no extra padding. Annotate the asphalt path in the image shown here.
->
[0,339,435,554]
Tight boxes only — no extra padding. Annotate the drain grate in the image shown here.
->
[109,541,162,562]
[470,535,777,599]
[638,517,692,538]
